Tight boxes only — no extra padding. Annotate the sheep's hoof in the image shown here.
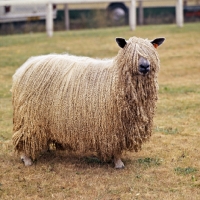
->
[20,155,33,166]
[114,159,125,169]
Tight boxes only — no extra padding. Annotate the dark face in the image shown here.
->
[138,57,150,75]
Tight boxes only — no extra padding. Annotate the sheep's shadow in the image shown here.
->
[34,150,114,169]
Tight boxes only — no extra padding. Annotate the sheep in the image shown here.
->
[12,36,165,169]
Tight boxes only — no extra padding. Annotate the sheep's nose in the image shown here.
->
[138,57,150,75]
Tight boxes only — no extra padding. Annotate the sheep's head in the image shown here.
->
[116,37,165,76]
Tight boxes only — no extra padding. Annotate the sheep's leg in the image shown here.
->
[114,154,124,169]
[20,153,33,166]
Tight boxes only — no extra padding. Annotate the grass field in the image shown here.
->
[0,23,200,199]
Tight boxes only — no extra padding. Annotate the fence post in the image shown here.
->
[64,4,70,30]
[138,1,144,25]
[176,0,184,27]
[129,0,136,30]
[46,3,53,37]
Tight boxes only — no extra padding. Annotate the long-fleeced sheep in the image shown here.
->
[12,36,165,168]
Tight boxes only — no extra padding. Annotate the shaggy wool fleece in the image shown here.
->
[12,37,160,161]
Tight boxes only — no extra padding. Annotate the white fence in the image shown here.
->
[0,0,184,37]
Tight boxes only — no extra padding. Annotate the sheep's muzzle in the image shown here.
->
[138,57,150,75]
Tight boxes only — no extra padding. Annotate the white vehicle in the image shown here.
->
[0,4,57,23]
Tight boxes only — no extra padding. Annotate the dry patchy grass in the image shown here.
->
[0,23,200,199]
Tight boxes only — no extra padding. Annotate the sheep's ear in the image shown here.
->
[151,38,165,48]
[116,38,127,48]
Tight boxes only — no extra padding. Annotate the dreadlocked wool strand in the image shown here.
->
[12,36,162,163]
